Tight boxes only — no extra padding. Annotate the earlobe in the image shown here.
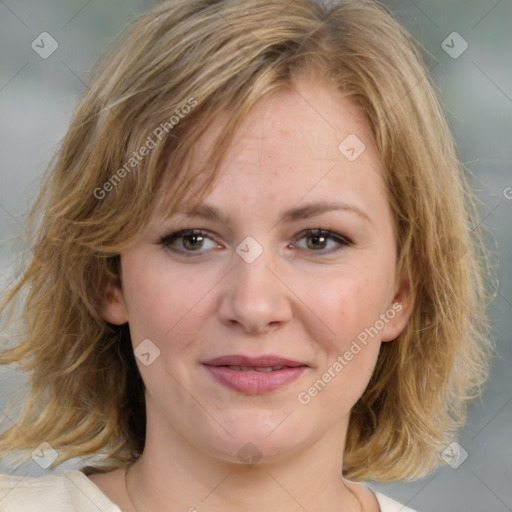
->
[102,280,129,325]
[381,276,415,342]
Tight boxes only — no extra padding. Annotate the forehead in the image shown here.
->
[157,77,387,224]
[195,78,378,167]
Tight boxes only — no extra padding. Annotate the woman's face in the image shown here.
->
[104,77,413,465]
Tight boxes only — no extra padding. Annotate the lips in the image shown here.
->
[203,354,307,368]
[202,354,309,395]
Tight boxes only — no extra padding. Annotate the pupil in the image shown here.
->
[309,234,325,249]
[185,234,203,250]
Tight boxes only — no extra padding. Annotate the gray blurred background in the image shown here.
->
[0,1,511,511]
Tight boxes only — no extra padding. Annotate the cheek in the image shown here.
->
[299,263,392,353]
[120,250,197,344]
[296,271,386,409]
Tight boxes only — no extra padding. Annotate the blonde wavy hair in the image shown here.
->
[0,0,494,481]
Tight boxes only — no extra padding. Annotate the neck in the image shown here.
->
[125,421,363,512]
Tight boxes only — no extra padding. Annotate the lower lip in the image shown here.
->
[204,365,307,395]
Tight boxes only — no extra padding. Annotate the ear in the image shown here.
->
[102,279,129,325]
[381,274,415,342]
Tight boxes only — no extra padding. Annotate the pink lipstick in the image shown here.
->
[202,354,308,395]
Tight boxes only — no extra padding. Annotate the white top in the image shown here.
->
[0,470,418,511]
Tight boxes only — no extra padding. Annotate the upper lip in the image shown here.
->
[202,354,308,368]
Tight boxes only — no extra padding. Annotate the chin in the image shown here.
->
[194,419,312,467]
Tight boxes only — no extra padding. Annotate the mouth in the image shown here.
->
[202,354,309,395]
[217,365,297,372]
[202,354,308,368]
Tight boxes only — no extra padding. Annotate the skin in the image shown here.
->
[92,75,414,512]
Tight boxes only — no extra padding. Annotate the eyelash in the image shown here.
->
[159,228,352,256]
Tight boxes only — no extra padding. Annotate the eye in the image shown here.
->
[159,229,219,254]
[159,227,352,256]
[292,229,351,254]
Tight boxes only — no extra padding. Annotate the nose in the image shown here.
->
[217,239,293,335]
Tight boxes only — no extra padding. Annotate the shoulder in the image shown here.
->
[0,470,120,512]
[374,490,419,512]
[344,478,419,512]
[0,472,69,512]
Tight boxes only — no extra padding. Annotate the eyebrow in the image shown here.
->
[174,200,372,226]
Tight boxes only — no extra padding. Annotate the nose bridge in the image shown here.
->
[218,234,292,332]
[233,233,280,299]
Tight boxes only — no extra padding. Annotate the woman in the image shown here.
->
[0,0,493,510]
